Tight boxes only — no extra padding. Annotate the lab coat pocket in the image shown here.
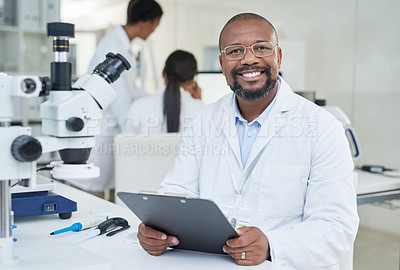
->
[259,165,309,218]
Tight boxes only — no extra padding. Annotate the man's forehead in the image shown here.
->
[221,19,272,44]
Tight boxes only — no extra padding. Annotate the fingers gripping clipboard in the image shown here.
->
[117,192,238,254]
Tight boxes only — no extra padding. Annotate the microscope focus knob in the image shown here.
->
[11,135,42,162]
[66,117,84,132]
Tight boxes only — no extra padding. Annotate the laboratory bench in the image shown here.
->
[6,170,400,269]
[356,169,400,205]
[7,181,289,270]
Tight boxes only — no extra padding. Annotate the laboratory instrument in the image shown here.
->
[356,164,400,178]
[358,165,393,174]
[106,225,130,236]
[0,22,130,266]
[74,217,129,243]
[322,106,361,159]
[295,91,361,160]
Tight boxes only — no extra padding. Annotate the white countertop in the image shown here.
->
[356,169,400,195]
[8,181,289,270]
[8,170,399,269]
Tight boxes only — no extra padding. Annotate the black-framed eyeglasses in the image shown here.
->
[220,41,278,60]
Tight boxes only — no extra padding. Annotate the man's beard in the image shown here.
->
[229,66,277,101]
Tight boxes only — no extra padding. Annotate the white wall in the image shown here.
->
[353,0,400,235]
[353,0,400,168]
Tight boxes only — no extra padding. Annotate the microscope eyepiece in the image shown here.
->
[92,53,131,84]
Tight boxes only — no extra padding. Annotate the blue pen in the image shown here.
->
[50,217,107,235]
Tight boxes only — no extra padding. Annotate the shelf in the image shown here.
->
[0,0,60,74]
[0,25,20,32]
[0,31,20,72]
[22,32,52,74]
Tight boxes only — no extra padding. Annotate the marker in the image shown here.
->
[74,217,128,243]
[50,217,107,235]
[106,225,130,236]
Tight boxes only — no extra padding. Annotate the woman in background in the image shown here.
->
[129,50,204,134]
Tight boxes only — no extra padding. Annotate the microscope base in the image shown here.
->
[12,191,77,219]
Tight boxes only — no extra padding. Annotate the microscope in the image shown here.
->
[0,22,130,265]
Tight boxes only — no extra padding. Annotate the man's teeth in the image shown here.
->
[242,71,261,78]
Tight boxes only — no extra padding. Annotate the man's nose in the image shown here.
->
[241,47,259,65]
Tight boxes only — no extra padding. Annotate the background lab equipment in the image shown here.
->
[0,22,130,265]
[322,106,360,160]
[295,91,361,160]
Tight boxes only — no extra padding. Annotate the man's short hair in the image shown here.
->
[127,0,163,24]
[218,13,279,50]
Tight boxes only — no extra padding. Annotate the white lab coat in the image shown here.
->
[127,86,204,135]
[159,78,359,270]
[69,26,143,192]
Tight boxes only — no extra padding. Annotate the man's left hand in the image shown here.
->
[223,226,270,266]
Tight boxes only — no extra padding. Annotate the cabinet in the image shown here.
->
[0,0,60,75]
[1,0,60,124]
[1,0,60,164]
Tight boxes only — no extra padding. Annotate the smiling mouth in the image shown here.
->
[231,66,270,84]
[241,71,263,78]
[236,70,266,82]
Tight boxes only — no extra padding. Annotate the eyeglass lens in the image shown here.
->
[224,42,275,59]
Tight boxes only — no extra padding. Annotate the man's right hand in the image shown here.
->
[137,223,179,256]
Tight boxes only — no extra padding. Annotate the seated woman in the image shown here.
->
[129,50,204,134]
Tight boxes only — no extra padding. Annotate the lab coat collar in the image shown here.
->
[115,25,133,54]
[272,76,296,113]
[220,76,296,171]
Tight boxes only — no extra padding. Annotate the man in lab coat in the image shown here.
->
[67,0,163,200]
[137,13,359,269]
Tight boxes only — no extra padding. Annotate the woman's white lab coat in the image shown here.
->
[68,26,141,192]
[159,78,359,269]
[128,86,204,135]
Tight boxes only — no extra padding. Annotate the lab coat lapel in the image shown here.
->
[220,95,241,167]
[244,80,295,172]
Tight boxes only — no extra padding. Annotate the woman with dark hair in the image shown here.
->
[68,0,163,201]
[129,50,204,134]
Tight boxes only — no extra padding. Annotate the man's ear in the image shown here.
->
[277,47,282,70]
[219,55,225,77]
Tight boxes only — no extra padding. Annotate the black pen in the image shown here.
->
[106,225,131,236]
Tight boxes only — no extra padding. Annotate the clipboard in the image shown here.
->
[117,191,238,254]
